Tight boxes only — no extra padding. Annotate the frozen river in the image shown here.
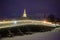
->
[1,27,60,40]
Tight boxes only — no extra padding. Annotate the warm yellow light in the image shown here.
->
[43,21,47,23]
[42,20,47,23]
[23,9,27,17]
[42,20,52,24]
[23,13,26,17]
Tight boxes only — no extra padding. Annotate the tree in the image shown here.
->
[47,14,55,22]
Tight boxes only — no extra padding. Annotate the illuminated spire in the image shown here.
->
[22,9,27,17]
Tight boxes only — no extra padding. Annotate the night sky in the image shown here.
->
[0,0,60,19]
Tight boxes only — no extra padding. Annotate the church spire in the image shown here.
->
[22,9,27,17]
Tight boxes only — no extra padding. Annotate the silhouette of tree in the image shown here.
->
[47,14,55,22]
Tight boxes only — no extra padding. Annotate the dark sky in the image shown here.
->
[0,0,60,19]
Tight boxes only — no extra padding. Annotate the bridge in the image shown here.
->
[0,20,60,29]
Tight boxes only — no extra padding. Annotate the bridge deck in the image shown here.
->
[0,20,59,29]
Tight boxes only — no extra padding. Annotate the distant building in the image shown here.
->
[22,9,27,17]
[19,9,29,20]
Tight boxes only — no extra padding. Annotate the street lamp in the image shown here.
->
[13,21,17,24]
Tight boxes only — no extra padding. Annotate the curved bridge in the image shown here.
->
[0,20,59,29]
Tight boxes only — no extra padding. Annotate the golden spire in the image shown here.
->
[22,9,27,17]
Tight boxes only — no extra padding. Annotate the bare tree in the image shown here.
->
[47,14,55,22]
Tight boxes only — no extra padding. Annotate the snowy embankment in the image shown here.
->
[1,27,60,40]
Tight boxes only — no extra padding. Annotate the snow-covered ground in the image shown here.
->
[1,27,60,40]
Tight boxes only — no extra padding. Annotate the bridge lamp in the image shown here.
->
[43,20,47,23]
[43,20,52,24]
[13,21,17,24]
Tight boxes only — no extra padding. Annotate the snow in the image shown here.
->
[1,27,60,40]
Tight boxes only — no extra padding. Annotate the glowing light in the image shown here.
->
[42,20,52,25]
[43,20,47,23]
[22,9,27,17]
[14,21,17,24]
